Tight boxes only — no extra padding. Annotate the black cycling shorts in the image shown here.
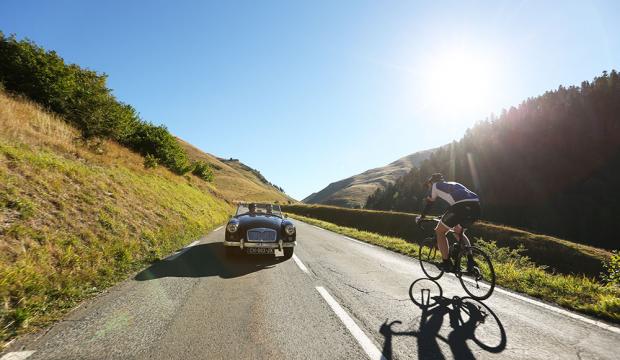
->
[440,201,481,228]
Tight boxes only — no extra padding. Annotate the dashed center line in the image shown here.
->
[0,351,35,360]
[292,254,309,274]
[293,251,385,359]
[213,225,223,232]
[316,287,386,360]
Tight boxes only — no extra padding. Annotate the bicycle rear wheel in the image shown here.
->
[457,246,495,300]
[418,238,444,280]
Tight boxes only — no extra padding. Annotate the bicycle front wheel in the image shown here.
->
[418,238,444,280]
[457,246,495,300]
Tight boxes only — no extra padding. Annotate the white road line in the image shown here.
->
[309,224,372,247]
[343,236,373,247]
[316,287,386,360]
[213,226,223,232]
[0,351,35,360]
[165,240,200,261]
[292,254,310,275]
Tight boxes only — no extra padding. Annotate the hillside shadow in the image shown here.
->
[380,278,507,360]
[135,242,280,281]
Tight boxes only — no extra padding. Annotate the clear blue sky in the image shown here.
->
[2,1,619,200]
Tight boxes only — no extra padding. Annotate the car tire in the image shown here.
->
[282,247,294,260]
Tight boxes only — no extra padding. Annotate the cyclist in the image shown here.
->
[416,173,481,272]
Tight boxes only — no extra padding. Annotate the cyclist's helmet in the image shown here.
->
[427,173,444,184]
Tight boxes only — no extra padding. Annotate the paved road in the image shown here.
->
[3,220,619,359]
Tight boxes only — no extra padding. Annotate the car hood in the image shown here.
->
[235,214,283,230]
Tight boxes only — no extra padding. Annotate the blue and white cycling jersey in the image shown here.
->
[430,181,479,206]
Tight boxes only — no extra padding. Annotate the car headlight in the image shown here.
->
[284,224,295,235]
[227,223,239,233]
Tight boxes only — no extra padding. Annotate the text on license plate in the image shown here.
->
[247,248,274,254]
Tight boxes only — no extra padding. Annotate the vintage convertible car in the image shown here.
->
[223,203,296,259]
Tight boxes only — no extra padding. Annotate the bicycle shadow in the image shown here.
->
[379,278,507,360]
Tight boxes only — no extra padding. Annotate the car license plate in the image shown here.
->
[247,248,274,254]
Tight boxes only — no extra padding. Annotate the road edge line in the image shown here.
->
[495,286,620,334]
[165,240,200,261]
[315,286,386,360]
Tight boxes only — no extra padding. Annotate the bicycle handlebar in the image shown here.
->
[415,216,440,228]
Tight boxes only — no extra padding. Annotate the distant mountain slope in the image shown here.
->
[177,139,294,203]
[303,149,435,208]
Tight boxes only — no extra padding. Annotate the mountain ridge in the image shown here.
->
[303,148,436,208]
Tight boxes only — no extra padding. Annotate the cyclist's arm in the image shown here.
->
[420,198,433,218]
[419,184,437,219]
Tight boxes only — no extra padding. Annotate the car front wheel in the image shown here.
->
[281,247,294,260]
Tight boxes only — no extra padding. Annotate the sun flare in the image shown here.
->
[423,49,499,116]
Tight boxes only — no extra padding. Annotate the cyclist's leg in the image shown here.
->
[458,202,481,270]
[435,221,451,260]
[437,206,459,261]
[454,224,471,247]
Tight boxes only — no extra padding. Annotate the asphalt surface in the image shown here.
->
[4,220,619,359]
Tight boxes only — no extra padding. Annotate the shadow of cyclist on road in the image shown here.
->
[379,278,507,360]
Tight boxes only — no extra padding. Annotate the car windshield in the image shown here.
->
[236,203,283,218]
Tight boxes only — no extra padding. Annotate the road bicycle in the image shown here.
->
[416,217,496,300]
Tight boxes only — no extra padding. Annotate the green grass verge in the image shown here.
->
[289,214,620,323]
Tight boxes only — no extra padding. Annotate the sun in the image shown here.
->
[422,48,498,117]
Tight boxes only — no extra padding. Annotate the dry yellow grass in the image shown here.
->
[0,93,76,154]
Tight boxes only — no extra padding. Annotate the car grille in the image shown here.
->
[247,228,277,242]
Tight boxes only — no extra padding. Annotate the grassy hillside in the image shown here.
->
[303,148,435,208]
[0,91,291,346]
[178,139,293,203]
[281,204,610,277]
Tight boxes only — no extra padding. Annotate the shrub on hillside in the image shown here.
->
[602,250,620,286]
[192,161,214,182]
[123,123,191,174]
[0,32,190,175]
[144,154,159,169]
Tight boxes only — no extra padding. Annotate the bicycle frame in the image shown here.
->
[420,219,473,263]
[417,217,496,300]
